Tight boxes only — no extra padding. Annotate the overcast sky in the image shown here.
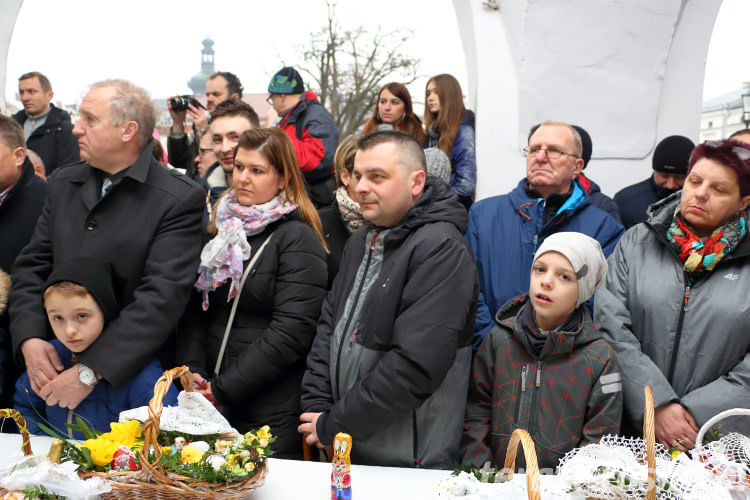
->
[4,0,748,108]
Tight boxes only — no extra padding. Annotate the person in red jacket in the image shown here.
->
[267,66,339,207]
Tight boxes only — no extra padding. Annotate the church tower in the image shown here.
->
[188,37,215,96]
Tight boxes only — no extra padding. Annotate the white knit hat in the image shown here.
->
[532,232,608,307]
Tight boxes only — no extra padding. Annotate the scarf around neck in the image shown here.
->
[194,191,297,309]
[666,206,748,273]
[335,186,365,233]
[519,299,583,357]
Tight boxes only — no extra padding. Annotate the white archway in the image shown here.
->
[452,0,722,199]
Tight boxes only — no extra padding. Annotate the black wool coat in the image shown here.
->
[9,144,205,388]
[177,211,327,458]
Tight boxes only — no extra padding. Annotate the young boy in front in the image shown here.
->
[461,232,622,471]
[14,257,177,439]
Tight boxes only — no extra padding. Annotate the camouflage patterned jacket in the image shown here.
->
[461,294,622,471]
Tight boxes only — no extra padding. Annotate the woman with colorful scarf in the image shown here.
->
[318,134,366,287]
[178,128,328,459]
[594,139,750,453]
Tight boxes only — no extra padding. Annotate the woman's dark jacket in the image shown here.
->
[317,198,353,288]
[178,211,327,457]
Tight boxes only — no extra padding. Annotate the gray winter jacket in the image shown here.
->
[594,193,750,434]
[302,178,479,468]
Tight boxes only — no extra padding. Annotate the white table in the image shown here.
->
[0,433,577,499]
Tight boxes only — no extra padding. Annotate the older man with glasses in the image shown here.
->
[465,120,624,349]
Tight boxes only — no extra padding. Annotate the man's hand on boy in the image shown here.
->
[21,338,64,395]
[38,366,95,409]
[654,402,698,451]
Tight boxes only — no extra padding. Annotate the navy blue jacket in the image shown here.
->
[14,339,177,439]
[426,110,476,209]
[467,179,624,348]
[614,175,676,229]
[577,173,621,224]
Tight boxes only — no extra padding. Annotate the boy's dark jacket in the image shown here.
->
[461,294,621,470]
[14,339,177,439]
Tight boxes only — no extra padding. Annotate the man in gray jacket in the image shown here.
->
[299,131,479,468]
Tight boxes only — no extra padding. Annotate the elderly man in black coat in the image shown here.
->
[10,79,204,410]
[0,116,47,408]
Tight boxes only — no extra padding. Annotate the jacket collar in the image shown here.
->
[496,293,598,359]
[70,140,156,210]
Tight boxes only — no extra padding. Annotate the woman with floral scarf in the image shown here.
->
[318,134,366,287]
[595,139,750,453]
[178,128,328,459]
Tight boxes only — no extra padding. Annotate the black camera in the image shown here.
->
[170,95,206,112]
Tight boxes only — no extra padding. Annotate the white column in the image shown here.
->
[453,0,722,200]
[0,0,23,113]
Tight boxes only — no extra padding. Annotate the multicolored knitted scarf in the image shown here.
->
[666,206,748,273]
[195,191,297,310]
[335,186,365,233]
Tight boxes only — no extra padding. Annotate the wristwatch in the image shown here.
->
[77,363,99,386]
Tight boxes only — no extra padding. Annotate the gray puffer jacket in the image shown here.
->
[594,192,750,434]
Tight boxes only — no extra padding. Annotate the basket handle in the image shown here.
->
[643,385,656,500]
[0,408,33,456]
[501,428,541,500]
[141,365,195,465]
[694,407,750,453]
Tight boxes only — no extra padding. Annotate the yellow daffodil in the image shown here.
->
[180,445,203,464]
[81,438,120,467]
[670,449,682,458]
[259,438,269,448]
[256,426,272,440]
[99,420,142,448]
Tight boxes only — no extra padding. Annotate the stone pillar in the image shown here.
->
[453,0,722,200]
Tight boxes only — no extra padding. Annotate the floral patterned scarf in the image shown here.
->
[195,190,297,309]
[666,206,748,273]
[335,186,365,233]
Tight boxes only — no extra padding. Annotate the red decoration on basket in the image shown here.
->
[111,445,139,471]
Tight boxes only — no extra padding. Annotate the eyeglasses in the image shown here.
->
[522,146,579,160]
[266,94,275,105]
[199,148,213,154]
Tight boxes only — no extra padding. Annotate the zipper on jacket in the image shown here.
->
[335,233,377,400]
[667,282,691,383]
[528,361,543,437]
[515,365,528,424]
[412,411,421,468]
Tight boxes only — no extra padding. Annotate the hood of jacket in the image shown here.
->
[461,109,475,130]
[380,176,468,248]
[577,173,601,195]
[281,90,322,125]
[495,293,601,358]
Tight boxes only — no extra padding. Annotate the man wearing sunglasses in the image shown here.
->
[466,121,624,349]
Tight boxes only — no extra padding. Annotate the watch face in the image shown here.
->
[78,365,97,385]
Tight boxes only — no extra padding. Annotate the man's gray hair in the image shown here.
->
[90,79,156,149]
[357,130,426,173]
[529,120,583,158]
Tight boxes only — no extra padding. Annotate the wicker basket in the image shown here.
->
[0,409,34,498]
[499,428,541,500]
[79,365,267,499]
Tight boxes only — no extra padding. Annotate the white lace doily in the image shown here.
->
[118,390,237,435]
[0,458,111,500]
[432,471,579,500]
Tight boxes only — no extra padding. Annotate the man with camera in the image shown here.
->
[167,71,243,178]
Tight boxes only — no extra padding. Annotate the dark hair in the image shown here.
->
[211,128,327,252]
[209,97,260,127]
[423,74,466,159]
[19,71,52,92]
[0,115,25,150]
[688,139,750,197]
[362,82,425,145]
[152,140,165,164]
[357,130,426,173]
[210,71,244,97]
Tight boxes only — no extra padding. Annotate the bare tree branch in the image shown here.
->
[298,0,421,137]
